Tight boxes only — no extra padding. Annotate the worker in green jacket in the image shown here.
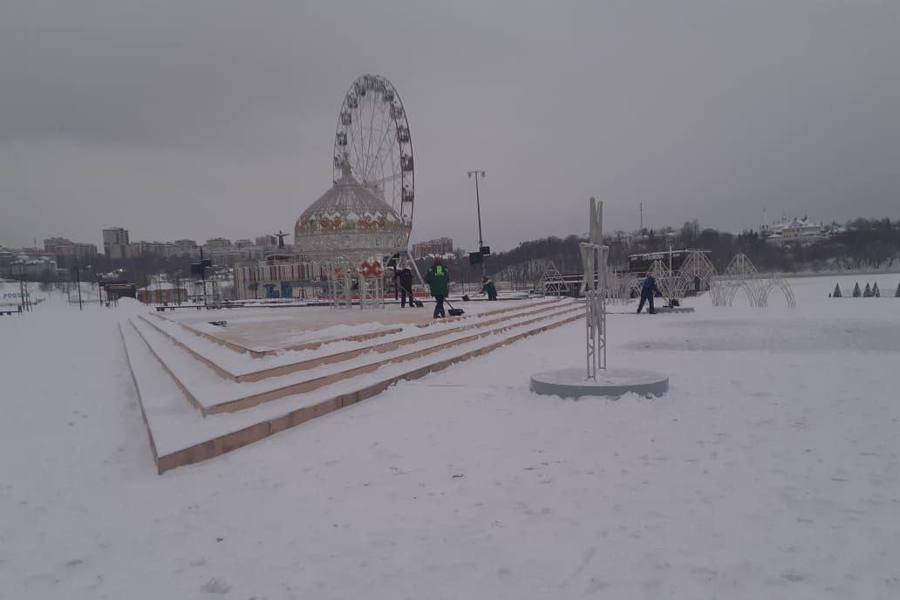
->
[425,257,449,318]
[480,276,498,301]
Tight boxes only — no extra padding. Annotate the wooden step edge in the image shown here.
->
[178,321,264,357]
[211,305,584,413]
[471,296,561,318]
[179,321,404,358]
[234,300,572,383]
[277,326,405,354]
[412,297,562,329]
[156,309,583,474]
[128,319,209,417]
[175,300,563,371]
[206,305,585,415]
[175,298,560,357]
[138,315,238,381]
[119,323,162,471]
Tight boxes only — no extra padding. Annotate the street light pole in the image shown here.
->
[467,170,486,276]
[74,261,83,310]
[200,246,208,308]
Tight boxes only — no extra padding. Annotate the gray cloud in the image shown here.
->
[1,0,898,250]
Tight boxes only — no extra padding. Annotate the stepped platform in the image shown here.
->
[161,297,559,356]
[121,298,583,474]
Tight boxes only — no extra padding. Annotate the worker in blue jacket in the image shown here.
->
[637,274,658,314]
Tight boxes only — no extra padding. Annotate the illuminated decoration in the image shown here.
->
[710,254,796,308]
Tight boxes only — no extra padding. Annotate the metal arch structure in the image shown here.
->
[757,277,797,308]
[711,253,763,307]
[333,74,415,248]
[605,270,636,303]
[674,251,717,297]
[539,262,567,296]
[648,260,678,300]
[710,253,795,308]
[326,264,354,309]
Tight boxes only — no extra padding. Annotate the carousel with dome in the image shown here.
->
[233,74,417,306]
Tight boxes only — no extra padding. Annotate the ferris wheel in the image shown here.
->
[333,74,415,245]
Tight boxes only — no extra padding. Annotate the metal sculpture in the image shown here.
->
[333,74,415,248]
[326,264,354,309]
[580,197,608,378]
[674,251,717,297]
[529,198,669,399]
[648,259,678,300]
[358,258,385,309]
[710,254,795,308]
[605,270,633,303]
[757,277,797,308]
[539,262,568,296]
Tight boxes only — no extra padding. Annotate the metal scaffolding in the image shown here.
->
[580,197,608,379]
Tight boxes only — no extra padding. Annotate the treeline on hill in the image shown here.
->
[427,217,900,284]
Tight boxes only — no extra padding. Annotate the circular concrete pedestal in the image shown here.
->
[530,367,668,399]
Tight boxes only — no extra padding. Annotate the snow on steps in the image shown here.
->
[170,319,404,358]
[121,306,584,474]
[160,297,560,357]
[142,299,569,383]
[129,302,583,415]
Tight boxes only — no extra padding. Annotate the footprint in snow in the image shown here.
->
[203,578,231,594]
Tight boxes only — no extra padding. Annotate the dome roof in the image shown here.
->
[295,164,408,261]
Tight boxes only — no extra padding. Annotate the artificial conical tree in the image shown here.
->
[864,283,872,297]
[873,282,880,297]
[853,282,861,297]
[832,283,842,298]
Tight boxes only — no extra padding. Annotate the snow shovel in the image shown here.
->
[446,300,464,317]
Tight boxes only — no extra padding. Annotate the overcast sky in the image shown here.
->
[1,0,898,251]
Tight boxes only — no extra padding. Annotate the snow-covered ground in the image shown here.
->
[1,274,899,599]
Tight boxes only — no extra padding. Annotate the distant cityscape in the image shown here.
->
[0,227,288,279]
[0,213,872,303]
[0,223,463,297]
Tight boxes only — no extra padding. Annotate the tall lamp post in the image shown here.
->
[467,170,487,276]
[73,260,83,311]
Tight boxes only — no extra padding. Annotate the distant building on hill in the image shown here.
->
[761,215,837,245]
[0,246,17,268]
[7,254,58,278]
[173,239,199,254]
[204,237,232,250]
[411,237,453,259]
[43,237,98,260]
[103,227,130,258]
[255,234,278,249]
[136,281,187,304]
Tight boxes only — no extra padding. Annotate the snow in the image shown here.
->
[1,274,900,599]
[144,298,566,376]
[125,302,581,454]
[164,298,547,352]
